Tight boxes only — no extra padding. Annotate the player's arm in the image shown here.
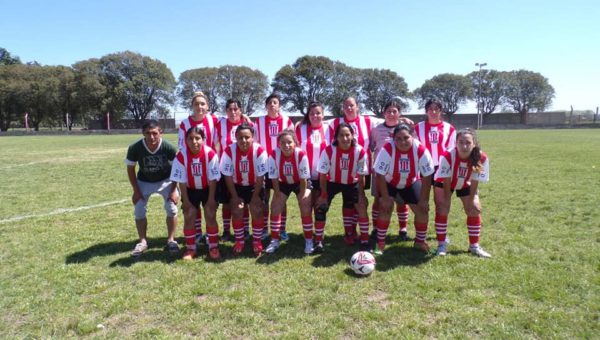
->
[126,165,143,204]
[179,182,192,211]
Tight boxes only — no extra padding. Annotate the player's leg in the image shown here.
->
[433,185,451,256]
[460,190,490,258]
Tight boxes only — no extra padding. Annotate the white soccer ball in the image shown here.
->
[350,251,376,275]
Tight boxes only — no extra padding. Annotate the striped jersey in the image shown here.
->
[220,142,268,186]
[295,123,330,180]
[215,117,254,155]
[414,121,456,166]
[317,144,369,185]
[254,114,294,155]
[178,114,218,151]
[170,145,220,189]
[267,147,310,184]
[435,149,489,189]
[373,141,435,189]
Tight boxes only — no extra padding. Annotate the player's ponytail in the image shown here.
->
[457,128,483,173]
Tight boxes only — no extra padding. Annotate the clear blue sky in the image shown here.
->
[2,0,599,119]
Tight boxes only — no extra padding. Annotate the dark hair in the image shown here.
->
[302,101,324,125]
[141,119,161,132]
[392,123,414,137]
[456,128,483,173]
[277,130,299,145]
[235,123,255,137]
[265,93,281,106]
[383,98,408,113]
[226,98,242,111]
[332,122,357,147]
[186,126,206,140]
[424,98,443,112]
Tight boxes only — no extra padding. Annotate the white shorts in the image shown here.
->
[134,179,179,219]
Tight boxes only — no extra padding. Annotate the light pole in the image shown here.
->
[475,62,487,129]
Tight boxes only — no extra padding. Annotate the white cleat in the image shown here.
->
[304,239,314,255]
[436,241,449,256]
[265,240,280,254]
[469,245,492,258]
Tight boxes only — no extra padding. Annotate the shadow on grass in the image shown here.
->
[65,237,179,265]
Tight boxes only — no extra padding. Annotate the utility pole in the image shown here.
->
[475,62,487,129]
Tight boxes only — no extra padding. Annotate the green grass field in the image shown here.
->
[0,130,599,338]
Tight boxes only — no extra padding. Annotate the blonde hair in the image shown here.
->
[191,91,208,107]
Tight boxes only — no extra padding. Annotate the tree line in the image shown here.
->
[0,47,554,131]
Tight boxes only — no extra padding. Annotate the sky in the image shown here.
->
[2,0,599,120]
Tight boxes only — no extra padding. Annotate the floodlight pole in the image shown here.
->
[475,62,487,129]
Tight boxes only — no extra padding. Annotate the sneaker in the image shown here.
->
[164,240,180,254]
[221,230,232,242]
[208,247,221,260]
[414,241,430,253]
[343,233,356,246]
[373,242,385,255]
[436,241,449,256]
[304,239,314,255]
[265,240,280,254]
[398,230,410,241]
[182,249,197,260]
[253,242,264,257]
[131,242,148,257]
[313,242,324,254]
[469,245,492,258]
[280,230,290,242]
[359,242,371,252]
[233,242,245,256]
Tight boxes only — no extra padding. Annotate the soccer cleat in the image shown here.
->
[208,247,221,260]
[413,241,430,253]
[182,249,197,261]
[164,240,180,254]
[359,242,371,252]
[373,242,385,255]
[232,242,245,256]
[469,245,492,258]
[398,230,410,241]
[131,242,148,257]
[304,239,314,255]
[436,241,449,256]
[280,230,290,242]
[220,230,232,242]
[312,242,324,254]
[343,233,356,246]
[265,240,280,254]
[253,242,264,257]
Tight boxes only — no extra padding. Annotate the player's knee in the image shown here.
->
[314,204,329,222]
[164,200,178,217]
[134,200,147,219]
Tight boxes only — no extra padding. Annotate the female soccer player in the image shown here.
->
[170,127,221,260]
[265,130,313,254]
[219,123,268,256]
[433,128,491,257]
[372,124,435,254]
[315,123,370,253]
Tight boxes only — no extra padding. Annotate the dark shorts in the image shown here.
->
[265,175,273,190]
[386,180,422,205]
[364,174,371,190]
[187,187,210,208]
[235,184,264,204]
[433,181,472,197]
[217,178,229,204]
[310,179,321,193]
[277,180,313,197]
[327,182,359,207]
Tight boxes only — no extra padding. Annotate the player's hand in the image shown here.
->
[400,117,414,126]
[232,196,244,210]
[169,191,179,205]
[132,191,143,204]
[315,196,327,208]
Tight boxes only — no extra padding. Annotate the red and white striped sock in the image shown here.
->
[233,219,245,244]
[184,228,196,251]
[206,225,219,249]
[342,208,354,236]
[397,204,409,232]
[315,221,325,243]
[243,207,250,233]
[414,222,428,243]
[301,215,313,240]
[352,209,359,237]
[435,214,448,242]
[270,214,281,241]
[222,208,231,233]
[252,219,265,244]
[467,215,481,246]
[195,209,203,236]
[281,210,287,232]
[376,218,390,246]
[371,201,380,227]
[358,217,370,243]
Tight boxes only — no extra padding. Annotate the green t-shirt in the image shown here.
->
[125,138,177,182]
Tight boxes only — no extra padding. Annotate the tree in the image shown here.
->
[215,65,269,114]
[0,64,29,131]
[467,70,509,115]
[413,73,472,115]
[177,67,220,114]
[360,68,410,116]
[503,70,555,123]
[0,48,21,65]
[99,51,175,124]
[326,63,362,116]
[71,59,109,127]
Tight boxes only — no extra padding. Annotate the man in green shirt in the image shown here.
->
[125,120,179,257]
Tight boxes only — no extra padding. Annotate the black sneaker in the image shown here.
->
[221,230,232,242]
[399,230,410,241]
[312,242,324,254]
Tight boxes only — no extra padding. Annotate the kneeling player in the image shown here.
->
[265,130,313,254]
[170,127,221,260]
[373,124,434,254]
[220,123,268,256]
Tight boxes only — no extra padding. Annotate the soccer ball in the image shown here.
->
[350,251,376,275]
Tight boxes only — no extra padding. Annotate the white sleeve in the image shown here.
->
[472,157,490,183]
[357,151,369,176]
[177,127,185,151]
[373,148,391,176]
[256,149,268,177]
[267,155,278,179]
[169,157,187,184]
[220,152,234,177]
[208,154,221,181]
[447,129,456,151]
[298,153,311,179]
[125,159,136,166]
[435,155,453,180]
[317,150,331,174]
[419,149,435,177]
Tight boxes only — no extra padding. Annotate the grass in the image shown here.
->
[0,130,599,338]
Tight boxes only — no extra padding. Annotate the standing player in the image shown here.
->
[215,99,254,241]
[254,93,293,240]
[170,127,221,260]
[220,123,268,256]
[315,123,370,253]
[433,128,491,257]
[265,131,313,254]
[125,120,179,257]
[372,124,434,254]
[178,91,219,246]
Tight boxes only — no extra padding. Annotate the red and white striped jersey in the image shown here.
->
[254,114,294,155]
[295,123,331,180]
[267,147,310,184]
[327,115,381,151]
[373,141,435,189]
[435,149,489,189]
[414,121,456,166]
[170,145,220,190]
[220,142,268,186]
[215,117,254,155]
[317,145,369,185]
[178,114,218,151]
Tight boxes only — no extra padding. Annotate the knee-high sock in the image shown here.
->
[315,221,325,243]
[371,201,380,228]
[435,214,448,242]
[270,214,282,241]
[376,218,390,246]
[222,208,231,233]
[206,225,219,249]
[414,221,428,243]
[233,219,245,245]
[358,217,370,243]
[467,215,481,246]
[195,209,203,236]
[397,204,409,231]
[343,208,355,236]
[184,228,196,250]
[302,215,313,240]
